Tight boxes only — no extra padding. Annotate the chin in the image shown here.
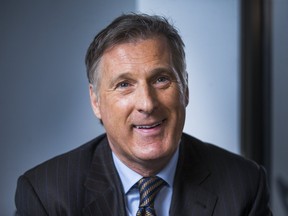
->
[136,147,171,161]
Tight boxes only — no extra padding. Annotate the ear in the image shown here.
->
[184,86,189,107]
[89,84,102,119]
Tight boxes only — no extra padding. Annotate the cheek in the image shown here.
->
[116,96,133,107]
[100,96,133,121]
[162,92,183,108]
[165,93,186,125]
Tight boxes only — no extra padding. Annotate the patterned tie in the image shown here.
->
[136,176,166,216]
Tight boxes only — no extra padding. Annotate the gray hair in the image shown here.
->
[85,13,187,95]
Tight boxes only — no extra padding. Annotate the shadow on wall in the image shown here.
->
[277,177,288,214]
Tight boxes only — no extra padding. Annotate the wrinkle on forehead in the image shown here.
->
[103,36,171,63]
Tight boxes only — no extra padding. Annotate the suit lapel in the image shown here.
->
[82,136,127,216]
[170,135,218,216]
[81,133,218,216]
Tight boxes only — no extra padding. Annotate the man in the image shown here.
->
[15,13,272,215]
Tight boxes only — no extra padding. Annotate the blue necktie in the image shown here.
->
[136,176,166,216]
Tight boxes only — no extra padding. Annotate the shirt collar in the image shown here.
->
[112,146,179,194]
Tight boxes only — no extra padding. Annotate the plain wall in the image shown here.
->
[271,0,288,215]
[0,1,135,215]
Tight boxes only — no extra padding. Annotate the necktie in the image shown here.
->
[136,176,166,216]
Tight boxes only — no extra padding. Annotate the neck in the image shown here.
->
[129,160,168,177]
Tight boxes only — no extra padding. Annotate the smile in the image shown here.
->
[133,120,165,129]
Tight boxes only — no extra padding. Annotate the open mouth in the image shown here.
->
[133,120,165,129]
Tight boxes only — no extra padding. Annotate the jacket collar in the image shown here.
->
[83,136,127,216]
[169,135,218,216]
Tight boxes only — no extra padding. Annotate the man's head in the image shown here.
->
[86,13,189,176]
[85,13,188,96]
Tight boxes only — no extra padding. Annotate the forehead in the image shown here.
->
[99,37,172,71]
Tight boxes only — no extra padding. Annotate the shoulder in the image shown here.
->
[181,133,260,172]
[180,133,271,214]
[21,134,107,184]
[180,133,266,194]
[15,134,109,215]
[180,133,272,214]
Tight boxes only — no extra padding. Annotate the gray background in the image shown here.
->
[0,0,287,215]
[271,1,288,216]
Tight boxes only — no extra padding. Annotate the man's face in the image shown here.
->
[90,37,188,174]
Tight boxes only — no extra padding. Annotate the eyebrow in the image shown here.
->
[149,67,178,81]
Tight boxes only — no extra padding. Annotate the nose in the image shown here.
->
[135,84,158,115]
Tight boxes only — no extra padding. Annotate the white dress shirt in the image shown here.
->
[112,147,179,216]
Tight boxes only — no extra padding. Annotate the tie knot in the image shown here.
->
[137,176,166,209]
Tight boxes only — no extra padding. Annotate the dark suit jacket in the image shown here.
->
[15,133,272,215]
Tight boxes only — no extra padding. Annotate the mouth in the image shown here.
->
[133,120,165,129]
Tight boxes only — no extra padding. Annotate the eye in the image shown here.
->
[156,76,169,83]
[116,81,131,89]
[154,76,171,88]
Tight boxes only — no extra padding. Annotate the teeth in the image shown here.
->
[135,121,162,129]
